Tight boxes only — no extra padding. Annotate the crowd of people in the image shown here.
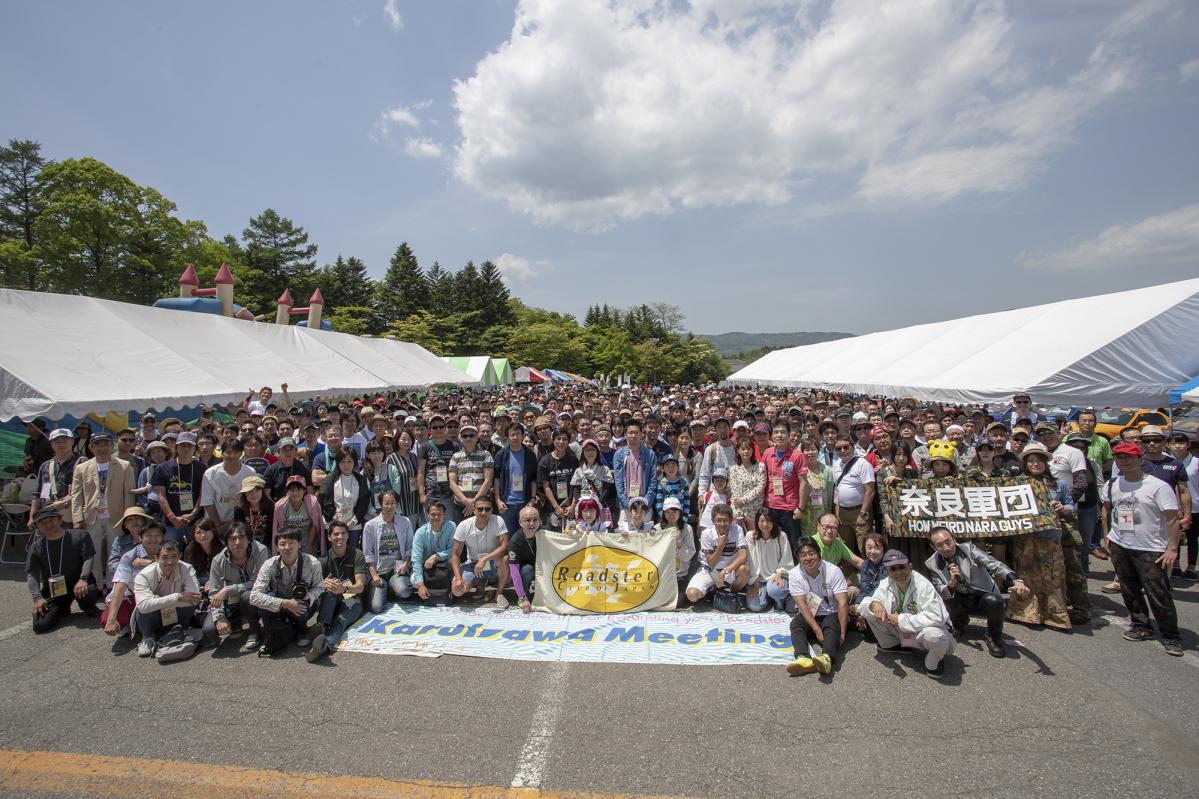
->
[19,383,1193,675]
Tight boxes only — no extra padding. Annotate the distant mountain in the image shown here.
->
[699,330,854,357]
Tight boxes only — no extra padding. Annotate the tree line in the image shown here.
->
[0,138,728,383]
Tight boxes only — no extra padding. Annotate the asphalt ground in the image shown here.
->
[0,551,1197,799]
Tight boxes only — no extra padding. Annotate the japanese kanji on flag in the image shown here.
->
[880,476,1060,539]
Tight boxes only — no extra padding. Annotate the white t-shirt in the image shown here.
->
[246,400,267,416]
[833,457,875,507]
[453,515,508,562]
[1101,473,1178,552]
[201,463,258,522]
[787,560,848,616]
[698,523,747,571]
[1182,455,1199,512]
[1050,443,1086,483]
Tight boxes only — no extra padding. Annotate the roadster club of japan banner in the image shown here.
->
[881,476,1060,539]
[533,528,678,615]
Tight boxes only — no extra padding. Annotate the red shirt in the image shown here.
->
[762,446,809,511]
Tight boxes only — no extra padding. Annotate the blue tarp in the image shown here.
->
[1169,374,1199,404]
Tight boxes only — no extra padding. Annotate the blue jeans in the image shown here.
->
[746,579,794,613]
[136,606,196,641]
[1077,504,1099,573]
[501,500,528,543]
[461,561,498,585]
[317,592,364,648]
[166,525,191,547]
[368,571,413,613]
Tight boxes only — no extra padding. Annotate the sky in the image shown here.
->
[6,0,1199,335]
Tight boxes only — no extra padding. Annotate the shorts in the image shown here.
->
[686,568,735,597]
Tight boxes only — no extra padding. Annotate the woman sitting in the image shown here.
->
[272,475,325,554]
[745,509,795,612]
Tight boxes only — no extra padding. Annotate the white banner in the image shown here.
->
[340,605,794,665]
[533,528,678,614]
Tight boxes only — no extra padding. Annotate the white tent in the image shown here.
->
[728,278,1199,408]
[0,289,475,422]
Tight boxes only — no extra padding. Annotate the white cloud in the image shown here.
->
[1019,204,1199,272]
[403,137,444,159]
[371,100,432,143]
[383,0,403,31]
[1181,58,1199,82]
[451,0,1164,229]
[494,252,548,282]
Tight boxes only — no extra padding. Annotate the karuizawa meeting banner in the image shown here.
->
[881,476,1059,539]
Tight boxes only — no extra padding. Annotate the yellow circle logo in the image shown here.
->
[552,545,661,613]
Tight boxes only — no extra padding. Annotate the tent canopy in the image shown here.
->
[441,356,513,387]
[728,278,1199,408]
[1171,374,1199,404]
[0,289,475,422]
[515,366,547,383]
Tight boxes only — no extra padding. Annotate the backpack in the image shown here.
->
[259,616,296,656]
[155,624,202,663]
[713,587,743,614]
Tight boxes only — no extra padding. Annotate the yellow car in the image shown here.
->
[1090,408,1170,440]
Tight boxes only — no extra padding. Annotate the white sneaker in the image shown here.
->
[495,594,510,610]
[137,640,155,658]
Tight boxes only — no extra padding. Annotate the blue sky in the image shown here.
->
[7,0,1199,334]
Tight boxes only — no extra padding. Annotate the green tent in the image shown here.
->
[441,356,513,387]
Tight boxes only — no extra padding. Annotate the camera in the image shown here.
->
[291,581,309,600]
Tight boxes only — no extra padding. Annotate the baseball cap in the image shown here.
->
[712,467,729,480]
[851,412,870,427]
[240,475,267,493]
[285,474,308,489]
[277,437,297,449]
[882,549,909,567]
[1034,422,1059,435]
[1112,441,1143,458]
[629,496,649,509]
[662,497,683,512]
[753,422,770,434]
[869,425,887,440]
[90,431,113,443]
[48,428,74,441]
[31,507,63,523]
[732,420,750,431]
[661,452,679,464]
[175,432,197,446]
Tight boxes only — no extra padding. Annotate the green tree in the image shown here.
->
[451,261,480,315]
[477,259,514,328]
[425,261,454,316]
[374,242,428,327]
[326,305,375,335]
[242,209,318,309]
[582,324,635,377]
[320,255,374,311]
[35,157,202,303]
[0,139,50,290]
[508,320,588,372]
[387,309,456,354]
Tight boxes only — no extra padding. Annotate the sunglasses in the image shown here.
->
[1014,399,1031,404]
[460,432,477,438]
[886,564,908,572]
[835,445,852,452]
[1142,437,1164,444]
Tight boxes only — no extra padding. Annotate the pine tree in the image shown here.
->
[451,261,481,314]
[320,255,374,311]
[0,138,50,290]
[373,242,427,327]
[425,261,454,317]
[477,259,514,329]
[242,209,318,305]
[583,304,600,327]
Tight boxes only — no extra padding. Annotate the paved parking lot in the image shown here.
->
[0,556,1197,798]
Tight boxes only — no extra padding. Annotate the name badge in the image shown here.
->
[49,575,67,598]
[629,480,641,498]
[556,479,569,499]
[40,483,51,501]
[434,465,448,483]
[805,592,822,614]
[178,493,194,513]
[1115,508,1135,532]
[511,474,524,493]
[161,605,178,626]
[772,476,785,496]
[226,592,240,605]
[461,475,475,492]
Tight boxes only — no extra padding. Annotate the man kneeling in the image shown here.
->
[249,529,324,656]
[450,495,510,607]
[686,504,749,604]
[860,549,956,679]
[307,521,366,662]
[132,539,201,658]
[925,526,1031,658]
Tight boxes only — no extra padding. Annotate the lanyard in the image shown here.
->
[45,537,65,579]
[894,584,907,614]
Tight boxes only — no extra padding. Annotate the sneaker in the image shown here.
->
[239,635,259,654]
[305,633,328,663]
[927,662,945,680]
[137,640,155,658]
[1163,639,1184,657]
[1171,567,1183,579]
[812,653,833,675]
[876,642,905,652]
[1101,582,1122,594]
[1184,569,1197,580]
[786,656,816,676]
[257,643,271,658]
[296,634,311,648]
[495,593,510,610]
[985,636,1007,658]
[1123,628,1154,642]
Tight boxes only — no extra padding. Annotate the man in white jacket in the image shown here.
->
[132,539,201,658]
[860,549,955,679]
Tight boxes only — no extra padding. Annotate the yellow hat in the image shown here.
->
[927,440,957,467]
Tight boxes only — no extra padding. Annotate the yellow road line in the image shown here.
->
[0,749,682,799]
